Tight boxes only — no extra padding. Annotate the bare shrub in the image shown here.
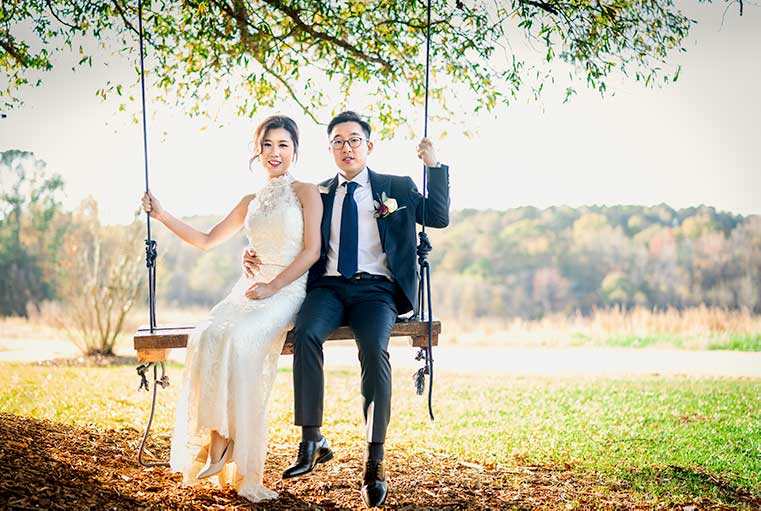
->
[49,199,145,356]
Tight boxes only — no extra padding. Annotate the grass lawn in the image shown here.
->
[1,361,759,509]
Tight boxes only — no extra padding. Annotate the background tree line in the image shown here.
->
[2,150,760,327]
[147,204,761,319]
[428,206,761,319]
[151,204,761,320]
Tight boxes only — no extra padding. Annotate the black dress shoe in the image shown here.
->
[282,436,334,479]
[361,459,387,508]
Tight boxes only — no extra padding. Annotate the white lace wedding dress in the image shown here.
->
[169,173,306,502]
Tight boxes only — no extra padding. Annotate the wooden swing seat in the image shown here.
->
[134,320,440,362]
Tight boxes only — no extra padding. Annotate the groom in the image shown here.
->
[247,111,450,507]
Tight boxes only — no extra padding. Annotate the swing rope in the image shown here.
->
[135,0,169,468]
[412,0,436,421]
[138,0,158,333]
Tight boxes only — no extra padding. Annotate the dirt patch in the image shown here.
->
[1,413,755,510]
[675,413,709,425]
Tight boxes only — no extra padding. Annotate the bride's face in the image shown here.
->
[260,128,296,178]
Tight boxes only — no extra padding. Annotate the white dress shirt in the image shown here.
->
[325,168,393,279]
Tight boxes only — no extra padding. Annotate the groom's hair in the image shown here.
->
[327,111,371,140]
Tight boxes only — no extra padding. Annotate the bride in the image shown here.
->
[140,115,322,502]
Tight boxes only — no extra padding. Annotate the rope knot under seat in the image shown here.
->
[144,238,157,268]
[416,232,432,260]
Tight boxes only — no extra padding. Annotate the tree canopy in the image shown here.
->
[1,1,746,133]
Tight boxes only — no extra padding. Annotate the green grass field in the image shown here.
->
[1,361,759,508]
[567,332,761,351]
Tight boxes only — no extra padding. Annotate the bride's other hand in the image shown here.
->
[141,192,165,220]
[242,247,262,278]
[245,281,276,300]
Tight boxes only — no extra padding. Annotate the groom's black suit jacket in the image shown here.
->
[307,166,450,315]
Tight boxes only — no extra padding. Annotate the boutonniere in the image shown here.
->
[318,185,330,194]
[373,192,406,218]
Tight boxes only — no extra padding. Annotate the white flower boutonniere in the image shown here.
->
[318,185,330,194]
[373,192,406,218]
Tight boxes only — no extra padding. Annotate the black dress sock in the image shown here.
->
[368,442,384,461]
[302,426,321,443]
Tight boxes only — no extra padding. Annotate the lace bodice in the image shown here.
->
[244,173,304,282]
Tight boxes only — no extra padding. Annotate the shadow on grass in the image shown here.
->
[0,413,340,510]
[3,412,759,510]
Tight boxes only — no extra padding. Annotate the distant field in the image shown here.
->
[2,305,760,352]
[431,306,761,351]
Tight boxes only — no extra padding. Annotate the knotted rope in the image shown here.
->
[413,0,436,421]
[134,0,170,468]
[138,0,158,332]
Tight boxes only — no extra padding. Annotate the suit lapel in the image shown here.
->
[320,175,339,255]
[368,168,390,247]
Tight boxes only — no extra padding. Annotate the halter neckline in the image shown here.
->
[266,173,295,186]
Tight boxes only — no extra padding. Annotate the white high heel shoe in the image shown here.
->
[197,439,234,479]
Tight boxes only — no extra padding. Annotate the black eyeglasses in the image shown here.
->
[331,136,365,150]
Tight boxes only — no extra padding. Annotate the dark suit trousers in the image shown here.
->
[293,276,398,443]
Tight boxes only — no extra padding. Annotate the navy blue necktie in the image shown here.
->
[338,181,359,278]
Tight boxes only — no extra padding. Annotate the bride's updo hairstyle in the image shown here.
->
[249,115,300,170]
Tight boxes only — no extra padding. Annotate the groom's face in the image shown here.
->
[329,121,373,180]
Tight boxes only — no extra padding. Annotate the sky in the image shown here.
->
[1,2,759,225]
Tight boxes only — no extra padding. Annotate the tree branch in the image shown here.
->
[260,0,393,72]
[520,0,559,16]
[257,58,320,123]
[204,0,335,75]
[374,18,448,30]
[45,0,81,30]
[110,0,140,39]
[0,36,28,66]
